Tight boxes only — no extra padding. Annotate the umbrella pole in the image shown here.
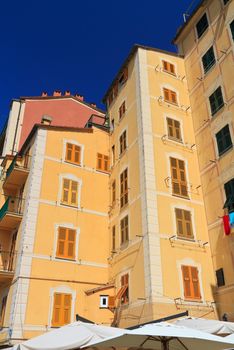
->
[161,339,169,350]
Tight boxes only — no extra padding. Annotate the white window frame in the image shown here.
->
[99,295,109,308]
[58,173,82,209]
[48,286,76,328]
[160,57,178,77]
[160,84,180,107]
[163,114,184,144]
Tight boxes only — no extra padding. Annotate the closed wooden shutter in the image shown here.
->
[175,209,194,239]
[96,153,110,172]
[120,168,128,208]
[181,266,201,300]
[162,61,175,75]
[120,274,129,304]
[108,296,116,309]
[61,179,79,206]
[120,216,129,244]
[65,143,81,165]
[112,180,116,204]
[170,158,188,197]
[120,130,127,155]
[167,118,181,141]
[119,101,126,120]
[163,88,178,104]
[112,226,116,251]
[56,227,76,259]
[52,293,72,327]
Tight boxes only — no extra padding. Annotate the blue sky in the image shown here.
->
[0,0,198,130]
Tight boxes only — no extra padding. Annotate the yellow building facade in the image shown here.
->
[106,45,217,328]
[173,0,234,320]
[0,124,113,343]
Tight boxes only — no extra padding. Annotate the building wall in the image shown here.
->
[174,0,234,320]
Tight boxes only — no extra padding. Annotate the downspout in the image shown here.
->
[11,100,24,155]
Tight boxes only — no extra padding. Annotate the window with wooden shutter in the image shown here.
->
[120,168,128,208]
[112,180,116,205]
[96,153,110,172]
[56,227,76,260]
[0,296,7,327]
[120,216,129,245]
[167,118,182,141]
[119,130,127,155]
[61,179,79,206]
[170,158,188,198]
[65,143,81,165]
[163,88,178,105]
[119,101,126,120]
[175,208,194,239]
[181,266,201,300]
[162,60,176,75]
[120,274,129,304]
[112,226,116,251]
[52,293,72,327]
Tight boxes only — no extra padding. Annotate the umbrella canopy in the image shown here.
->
[174,317,234,335]
[17,321,126,350]
[82,322,234,350]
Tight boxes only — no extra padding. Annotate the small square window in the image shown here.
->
[216,268,225,287]
[215,124,232,156]
[209,86,224,116]
[100,295,108,308]
[202,46,216,74]
[196,13,209,38]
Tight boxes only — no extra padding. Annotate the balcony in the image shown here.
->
[0,197,24,230]
[0,250,17,282]
[3,154,30,190]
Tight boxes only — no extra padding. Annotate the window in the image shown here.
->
[118,68,128,89]
[196,13,209,38]
[224,178,234,212]
[163,88,178,105]
[120,274,129,304]
[0,296,7,328]
[120,168,128,208]
[112,226,116,251]
[209,86,224,116]
[61,179,78,206]
[112,145,115,166]
[170,157,188,198]
[216,268,225,287]
[52,293,71,327]
[119,101,126,120]
[223,0,230,4]
[65,143,81,165]
[175,208,194,239]
[119,130,127,155]
[96,153,110,172]
[100,295,108,308]
[162,60,175,75]
[202,46,216,74]
[230,20,234,41]
[181,265,201,300]
[120,216,129,245]
[112,180,116,205]
[216,125,232,156]
[167,118,182,141]
[56,227,76,260]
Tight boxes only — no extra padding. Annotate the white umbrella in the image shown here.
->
[17,321,125,350]
[82,322,234,350]
[174,317,234,335]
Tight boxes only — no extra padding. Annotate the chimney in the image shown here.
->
[53,90,62,97]
[75,94,84,101]
[90,103,97,108]
[41,92,48,97]
[41,115,53,125]
[65,90,71,96]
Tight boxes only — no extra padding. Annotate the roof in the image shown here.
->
[19,94,106,114]
[102,44,184,103]
[19,124,94,156]
[172,0,205,44]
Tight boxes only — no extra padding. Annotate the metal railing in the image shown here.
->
[0,197,25,220]
[0,250,17,272]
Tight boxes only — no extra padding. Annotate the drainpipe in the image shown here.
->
[11,100,23,155]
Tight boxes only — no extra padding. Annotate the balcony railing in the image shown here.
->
[0,250,17,273]
[6,154,30,178]
[0,197,24,229]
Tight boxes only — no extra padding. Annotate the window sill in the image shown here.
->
[96,169,110,174]
[211,104,225,117]
[164,100,179,107]
[172,193,190,200]
[167,136,183,144]
[162,69,176,77]
[64,160,82,167]
[60,202,79,209]
[55,257,76,262]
